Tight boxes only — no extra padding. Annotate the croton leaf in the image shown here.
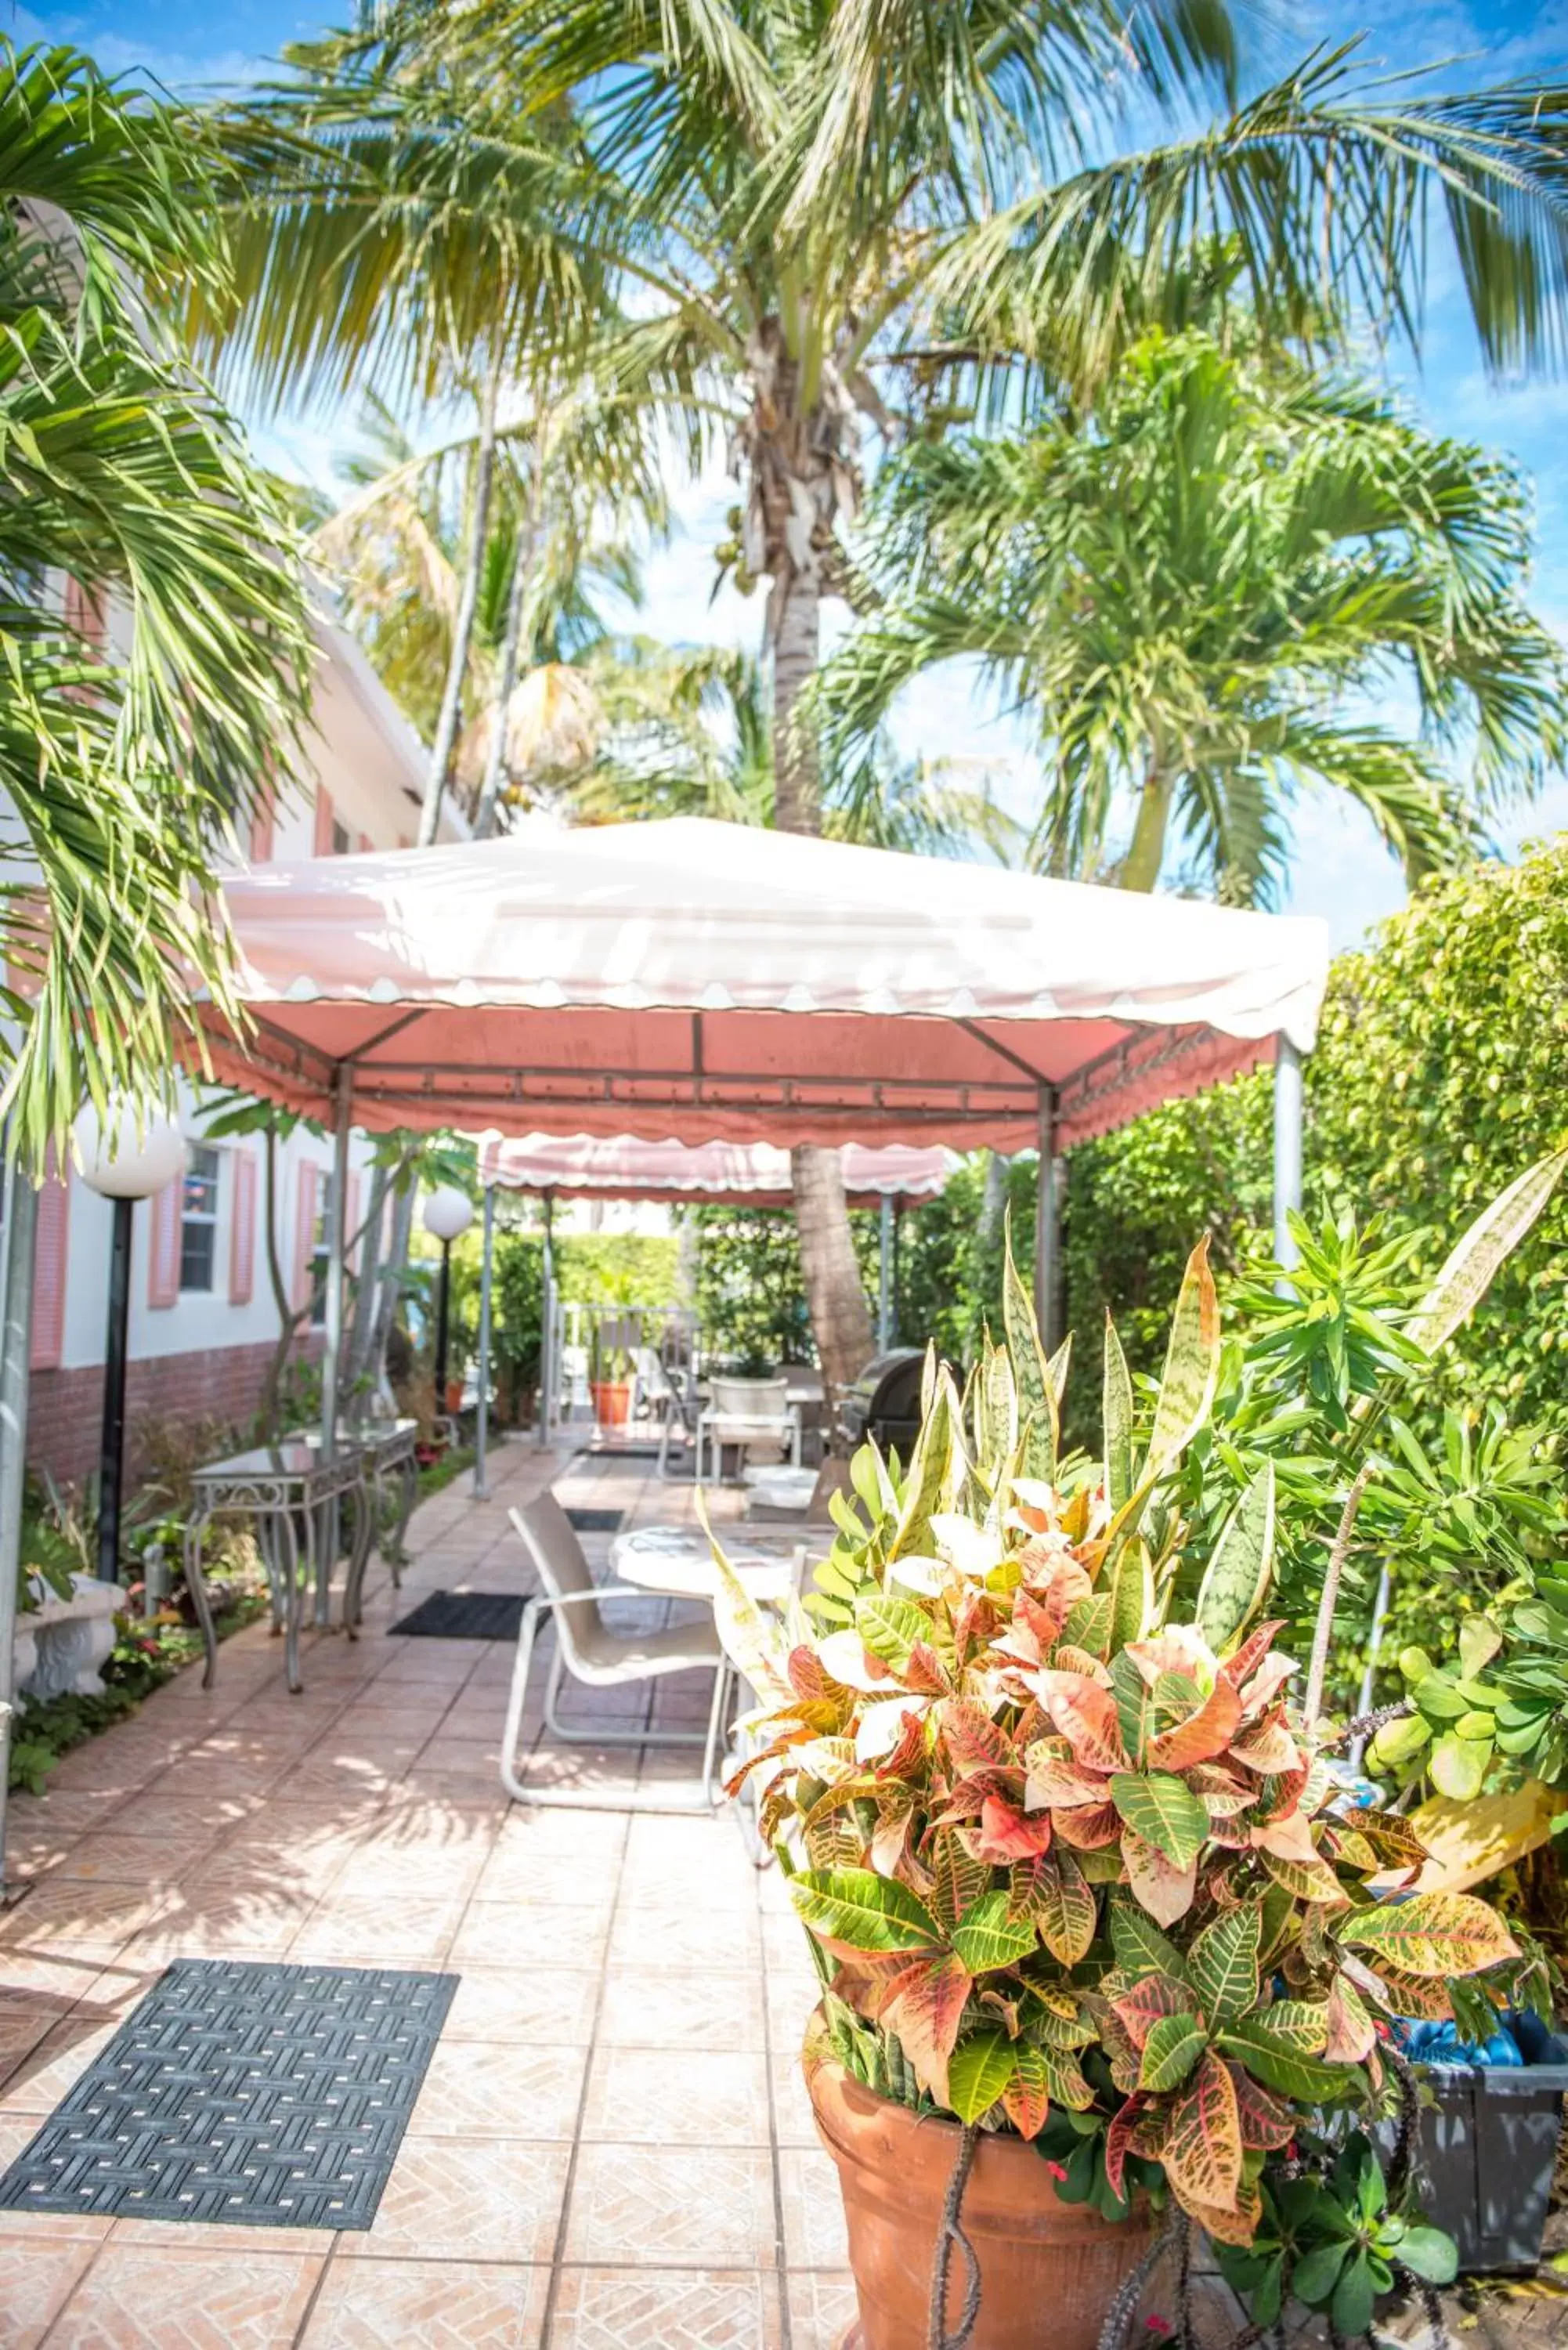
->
[1109,1898,1191,1980]
[1104,2094,1147,2200]
[1194,1463,1277,1657]
[1339,1892,1519,1978]
[1112,1972,1192,2052]
[1037,1672,1129,1773]
[1230,2064,1296,2149]
[1110,1773,1210,1869]
[1160,2048,1242,2217]
[962,1794,1053,1866]
[881,1950,973,2099]
[855,1593,933,1677]
[1015,1846,1098,1965]
[1187,1906,1262,2030]
[1215,2017,1360,2103]
[1140,1236,1220,1484]
[950,1887,1039,1976]
[940,1701,1018,1779]
[1036,2041,1097,2110]
[1147,1678,1244,1773]
[1124,1829,1198,1925]
[789,1867,943,1954]
[1258,1849,1346,1905]
[1324,1973,1378,2063]
[1052,1799,1123,1850]
[1002,2041,1052,2141]
[1139,2011,1209,2092]
[948,2026,1016,2124]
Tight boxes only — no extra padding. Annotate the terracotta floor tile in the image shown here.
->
[408,2040,587,2139]
[552,2267,782,2348]
[41,2240,324,2348]
[300,2255,551,2346]
[770,2051,819,2148]
[784,2270,860,2350]
[287,1896,464,1963]
[779,2147,851,2270]
[0,2014,124,2115]
[0,2232,99,2346]
[597,1969,766,2054]
[447,1900,610,1969]
[439,1965,602,2046]
[563,2143,778,2268]
[0,2119,113,2243]
[581,2046,771,2146]
[1,1880,175,1953]
[53,1832,216,1885]
[125,1889,317,1962]
[338,2137,570,2262]
[609,1904,760,1970]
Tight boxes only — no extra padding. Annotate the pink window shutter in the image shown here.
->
[146,1178,182,1308]
[313,790,336,856]
[229,1148,258,1305]
[291,1162,319,1312]
[29,1148,70,1371]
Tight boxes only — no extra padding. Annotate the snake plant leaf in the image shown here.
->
[789,1867,944,1954]
[698,1494,793,1708]
[1406,1144,1568,1357]
[890,1358,963,1558]
[1195,1463,1277,1654]
[1003,1212,1057,1477]
[1141,1237,1220,1481]
[1103,1314,1134,1512]
[1107,1535,1154,1653]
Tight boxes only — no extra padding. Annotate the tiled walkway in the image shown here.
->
[0,1436,851,2348]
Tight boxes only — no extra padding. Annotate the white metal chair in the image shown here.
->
[500,1493,730,1813]
[630,1346,698,1478]
[696,1374,801,1484]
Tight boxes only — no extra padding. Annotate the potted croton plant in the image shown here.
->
[711,1185,1563,2350]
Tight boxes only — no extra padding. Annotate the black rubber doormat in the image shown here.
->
[389,1589,526,1640]
[564,1506,624,1532]
[0,1958,457,2229]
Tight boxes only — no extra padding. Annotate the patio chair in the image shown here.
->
[696,1374,801,1485]
[500,1493,731,1814]
[630,1345,698,1479]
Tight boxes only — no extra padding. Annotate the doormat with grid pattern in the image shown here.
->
[0,1958,457,2229]
[563,1506,625,1532]
[389,1589,526,1640]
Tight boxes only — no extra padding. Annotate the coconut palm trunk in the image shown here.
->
[771,555,874,1411]
[417,367,499,845]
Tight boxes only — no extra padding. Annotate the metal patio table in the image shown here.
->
[184,1439,368,1694]
[609,1522,807,1606]
[337,1417,420,1625]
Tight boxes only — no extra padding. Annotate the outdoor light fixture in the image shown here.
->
[73,1101,187,1584]
[420,1184,475,1412]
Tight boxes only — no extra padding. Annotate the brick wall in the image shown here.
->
[27,1336,325,1491]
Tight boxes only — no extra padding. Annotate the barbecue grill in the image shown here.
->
[838,1348,940,1460]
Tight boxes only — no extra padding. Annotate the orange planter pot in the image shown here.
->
[591,1378,632,1427]
[805,2032,1152,2350]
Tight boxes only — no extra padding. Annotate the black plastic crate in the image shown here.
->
[1398,2015,1568,2272]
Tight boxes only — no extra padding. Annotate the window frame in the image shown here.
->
[179,1144,222,1296]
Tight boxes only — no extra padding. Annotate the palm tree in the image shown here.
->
[819,329,1568,902]
[207,1,1568,1397]
[0,43,310,1164]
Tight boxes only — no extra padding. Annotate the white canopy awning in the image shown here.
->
[201,819,1329,1151]
[475,1131,954,1206]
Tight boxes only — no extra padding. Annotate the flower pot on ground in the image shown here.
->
[714,1165,1568,2349]
[806,2018,1152,2350]
[444,1376,465,1415]
[591,1378,632,1428]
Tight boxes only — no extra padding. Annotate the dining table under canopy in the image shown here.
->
[190,815,1331,1466]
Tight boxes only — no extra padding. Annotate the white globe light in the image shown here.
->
[421,1184,475,1243]
[73,1102,187,1202]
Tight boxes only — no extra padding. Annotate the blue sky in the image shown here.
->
[20,0,1568,945]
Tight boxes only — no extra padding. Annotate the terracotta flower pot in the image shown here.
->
[444,1377,465,1414]
[591,1377,632,1427]
[805,2031,1153,2350]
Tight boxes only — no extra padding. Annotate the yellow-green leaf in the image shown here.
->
[789,1867,943,1955]
[948,2027,1015,2124]
[1110,1771,1209,1869]
[1339,1892,1519,1979]
[1406,1146,1568,1357]
[950,1888,1037,1976]
[1195,1464,1276,1655]
[1140,2011,1208,2092]
[1103,1314,1134,1512]
[1141,1237,1220,1480]
[1187,1907,1262,2030]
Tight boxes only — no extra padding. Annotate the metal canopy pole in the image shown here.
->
[473,1184,496,1499]
[320,1068,354,1462]
[1273,1036,1303,1283]
[876,1195,893,1354]
[535,1194,555,1452]
[0,1148,38,1900]
[1033,1087,1060,1352]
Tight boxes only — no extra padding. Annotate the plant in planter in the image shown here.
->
[714,1166,1566,2350]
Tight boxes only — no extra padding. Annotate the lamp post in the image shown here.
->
[421,1186,474,1413]
[73,1104,186,1584]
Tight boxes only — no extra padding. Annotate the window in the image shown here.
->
[179,1146,221,1292]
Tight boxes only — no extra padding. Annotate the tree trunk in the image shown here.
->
[258,1123,305,1441]
[346,1159,388,1390]
[473,504,533,841]
[417,368,500,848]
[1117,754,1175,892]
[370,1175,416,1396]
[771,562,873,1413]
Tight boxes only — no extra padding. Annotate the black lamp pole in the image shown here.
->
[433,1236,453,1404]
[96,1195,134,1583]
